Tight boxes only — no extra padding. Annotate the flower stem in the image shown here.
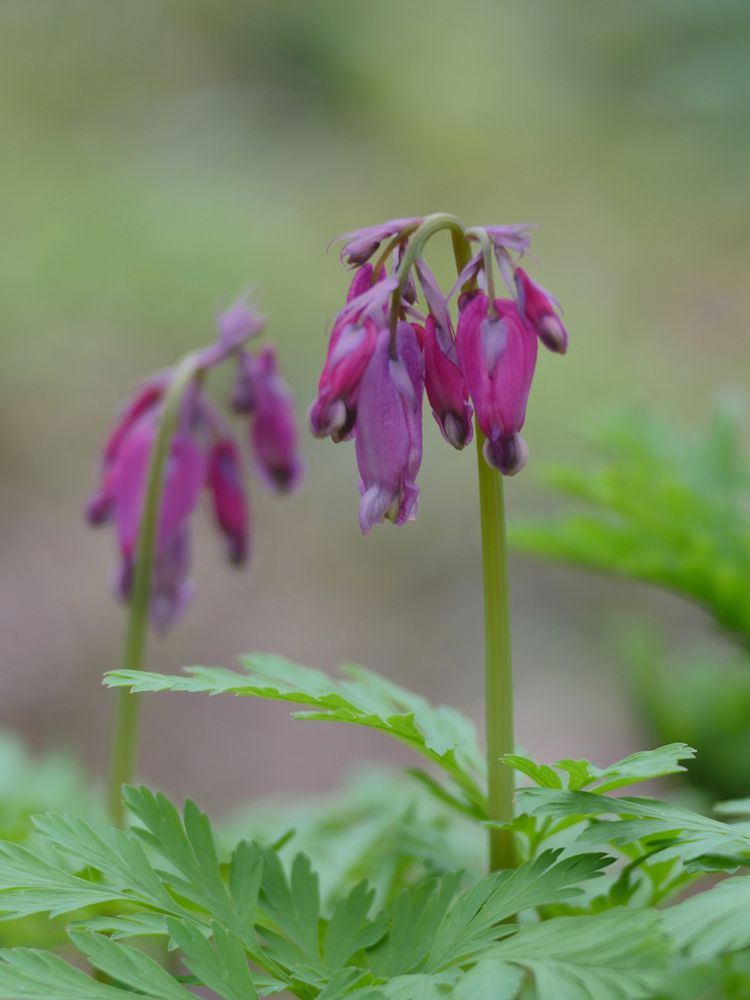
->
[106,352,201,826]
[475,428,516,870]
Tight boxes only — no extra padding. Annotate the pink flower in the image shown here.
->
[457,293,538,475]
[422,316,473,449]
[250,345,304,493]
[515,267,568,354]
[207,438,250,566]
[355,323,424,533]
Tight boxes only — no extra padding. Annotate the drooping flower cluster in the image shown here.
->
[309,216,568,532]
[86,297,303,631]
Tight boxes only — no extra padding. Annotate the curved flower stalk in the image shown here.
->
[312,214,568,533]
[86,297,303,632]
[312,214,569,872]
[86,295,303,824]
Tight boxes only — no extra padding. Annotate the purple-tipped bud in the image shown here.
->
[207,438,250,566]
[457,293,538,475]
[515,268,568,354]
[249,346,304,494]
[422,316,473,449]
[334,218,422,267]
[217,295,265,352]
[355,323,424,533]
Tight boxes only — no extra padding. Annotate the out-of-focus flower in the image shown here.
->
[207,438,250,566]
[86,296,302,630]
[249,345,304,494]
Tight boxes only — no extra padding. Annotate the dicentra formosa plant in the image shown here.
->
[85,296,303,822]
[92,214,568,868]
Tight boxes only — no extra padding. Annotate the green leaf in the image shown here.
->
[69,930,193,999]
[0,948,135,999]
[167,919,259,1000]
[509,404,750,642]
[518,788,750,865]
[324,881,387,967]
[491,908,669,1000]
[501,744,695,793]
[378,973,456,998]
[664,875,750,960]
[106,655,487,817]
[426,850,611,970]
[453,958,524,1000]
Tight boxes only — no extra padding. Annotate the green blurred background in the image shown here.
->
[1,0,749,812]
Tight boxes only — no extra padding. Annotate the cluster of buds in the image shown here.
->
[309,215,568,533]
[86,298,303,632]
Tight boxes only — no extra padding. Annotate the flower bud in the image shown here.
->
[249,346,304,494]
[422,316,473,449]
[515,268,568,354]
[207,438,250,565]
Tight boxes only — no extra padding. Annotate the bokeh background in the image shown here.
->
[2,0,749,815]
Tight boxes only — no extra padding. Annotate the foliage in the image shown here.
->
[510,402,750,643]
[0,785,675,1000]
[103,658,750,996]
[510,402,750,800]
[106,654,487,820]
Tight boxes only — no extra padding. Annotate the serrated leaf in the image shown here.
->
[324,880,387,967]
[519,788,750,863]
[664,875,750,960]
[106,655,486,818]
[426,850,611,970]
[0,947,135,999]
[167,919,259,1000]
[491,908,669,1000]
[501,745,694,793]
[69,930,193,999]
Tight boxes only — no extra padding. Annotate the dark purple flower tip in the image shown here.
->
[515,268,568,354]
[483,433,529,476]
[249,345,305,495]
[85,489,114,527]
[332,218,422,266]
[216,294,265,352]
[207,438,250,567]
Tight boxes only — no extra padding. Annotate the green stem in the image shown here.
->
[475,428,516,870]
[107,352,201,826]
[388,212,466,354]
[447,225,517,869]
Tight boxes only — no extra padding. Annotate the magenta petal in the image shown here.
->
[207,438,250,565]
[113,423,206,557]
[423,315,473,449]
[355,323,423,533]
[457,294,537,473]
[250,345,304,494]
[515,268,568,353]
[149,529,194,634]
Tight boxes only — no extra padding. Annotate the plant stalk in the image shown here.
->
[475,428,516,870]
[107,352,201,826]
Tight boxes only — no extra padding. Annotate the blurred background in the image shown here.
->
[1,0,749,815]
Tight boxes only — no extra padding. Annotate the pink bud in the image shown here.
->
[422,316,473,449]
[515,268,568,354]
[207,439,250,565]
[457,293,538,475]
[249,346,304,494]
